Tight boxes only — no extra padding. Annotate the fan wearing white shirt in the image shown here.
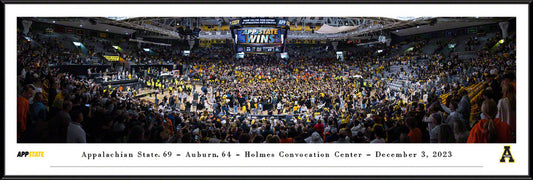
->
[66,109,86,143]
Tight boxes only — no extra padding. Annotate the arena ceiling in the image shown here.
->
[391,17,514,36]
[29,17,511,40]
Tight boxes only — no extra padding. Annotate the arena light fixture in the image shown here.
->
[384,16,424,21]
[336,51,344,60]
[112,45,119,49]
[448,44,456,48]
[280,52,289,59]
[182,50,190,57]
[72,42,82,47]
[491,39,506,50]
[143,48,150,52]
[105,16,139,21]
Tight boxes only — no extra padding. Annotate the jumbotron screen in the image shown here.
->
[231,18,289,54]
[235,28,285,53]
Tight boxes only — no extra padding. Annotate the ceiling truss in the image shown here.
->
[31,17,510,40]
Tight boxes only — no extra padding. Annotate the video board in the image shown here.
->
[230,18,289,54]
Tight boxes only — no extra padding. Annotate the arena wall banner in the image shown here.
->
[65,27,74,33]
[54,26,64,33]
[212,39,226,44]
[103,55,120,61]
[199,39,211,47]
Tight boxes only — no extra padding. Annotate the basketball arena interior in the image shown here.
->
[16,17,516,143]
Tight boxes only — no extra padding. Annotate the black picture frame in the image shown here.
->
[1,0,531,179]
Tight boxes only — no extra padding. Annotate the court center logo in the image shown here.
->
[499,146,514,163]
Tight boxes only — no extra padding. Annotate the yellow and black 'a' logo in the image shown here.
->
[500,146,514,163]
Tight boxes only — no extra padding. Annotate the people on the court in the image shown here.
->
[16,27,516,144]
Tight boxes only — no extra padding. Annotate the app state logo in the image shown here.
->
[17,151,44,157]
[499,146,514,163]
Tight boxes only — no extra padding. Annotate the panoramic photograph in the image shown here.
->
[16,16,516,143]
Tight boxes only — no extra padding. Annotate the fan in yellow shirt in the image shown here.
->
[293,105,300,114]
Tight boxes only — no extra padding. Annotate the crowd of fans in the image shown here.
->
[464,36,481,51]
[17,28,516,144]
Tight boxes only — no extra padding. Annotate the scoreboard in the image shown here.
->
[234,28,286,53]
[230,18,289,54]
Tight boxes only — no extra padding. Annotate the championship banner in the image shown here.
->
[103,55,120,61]
[65,28,74,33]
[212,39,226,44]
[54,26,64,33]
[22,20,32,35]
[199,39,211,48]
